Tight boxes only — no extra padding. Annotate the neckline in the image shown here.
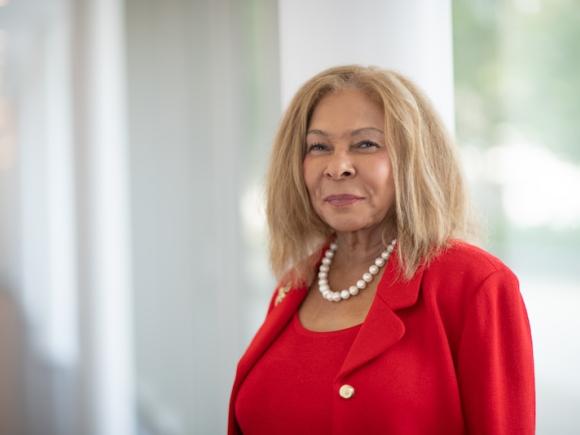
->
[292,311,363,337]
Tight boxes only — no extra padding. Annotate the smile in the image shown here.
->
[324,194,365,207]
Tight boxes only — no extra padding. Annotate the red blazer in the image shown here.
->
[228,240,535,434]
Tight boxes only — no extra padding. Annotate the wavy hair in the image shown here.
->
[266,65,480,287]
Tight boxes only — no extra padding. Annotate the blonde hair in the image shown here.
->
[266,65,480,287]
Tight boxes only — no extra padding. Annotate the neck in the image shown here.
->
[333,223,396,266]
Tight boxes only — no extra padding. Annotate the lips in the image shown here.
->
[324,194,364,206]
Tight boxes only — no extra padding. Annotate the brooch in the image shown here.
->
[274,284,292,306]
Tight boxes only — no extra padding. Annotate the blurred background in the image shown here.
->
[0,0,578,434]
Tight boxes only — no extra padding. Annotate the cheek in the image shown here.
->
[367,157,393,194]
[302,157,318,194]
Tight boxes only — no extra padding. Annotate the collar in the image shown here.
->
[234,242,425,389]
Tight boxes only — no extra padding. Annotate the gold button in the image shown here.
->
[339,384,355,399]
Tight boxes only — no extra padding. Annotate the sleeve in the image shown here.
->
[456,269,536,434]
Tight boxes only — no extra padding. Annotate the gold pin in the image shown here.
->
[274,284,292,306]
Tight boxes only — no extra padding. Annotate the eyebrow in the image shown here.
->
[306,127,384,137]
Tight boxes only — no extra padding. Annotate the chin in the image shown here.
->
[324,217,369,233]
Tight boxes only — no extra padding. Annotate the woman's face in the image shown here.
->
[303,89,395,233]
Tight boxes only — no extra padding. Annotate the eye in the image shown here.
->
[357,140,380,150]
[306,143,329,153]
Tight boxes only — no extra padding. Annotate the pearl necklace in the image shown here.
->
[318,238,397,302]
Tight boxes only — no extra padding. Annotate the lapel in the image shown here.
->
[233,243,427,392]
[337,248,426,379]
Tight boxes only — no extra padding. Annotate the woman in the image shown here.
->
[228,65,535,434]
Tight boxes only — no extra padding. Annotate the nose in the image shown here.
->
[324,151,356,179]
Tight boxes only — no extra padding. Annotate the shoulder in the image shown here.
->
[421,239,520,306]
[426,239,517,283]
[419,240,523,348]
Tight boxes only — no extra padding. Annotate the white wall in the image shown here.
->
[125,0,281,433]
[0,0,135,434]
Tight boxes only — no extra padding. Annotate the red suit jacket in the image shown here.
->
[228,240,535,434]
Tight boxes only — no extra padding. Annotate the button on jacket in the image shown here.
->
[228,240,536,434]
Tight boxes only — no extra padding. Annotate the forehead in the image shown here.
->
[307,89,384,137]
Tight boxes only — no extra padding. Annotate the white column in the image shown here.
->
[277,0,455,132]
[72,0,135,434]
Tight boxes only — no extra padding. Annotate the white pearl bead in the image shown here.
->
[316,238,395,303]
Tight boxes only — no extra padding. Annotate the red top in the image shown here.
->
[228,241,535,435]
[235,312,361,434]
